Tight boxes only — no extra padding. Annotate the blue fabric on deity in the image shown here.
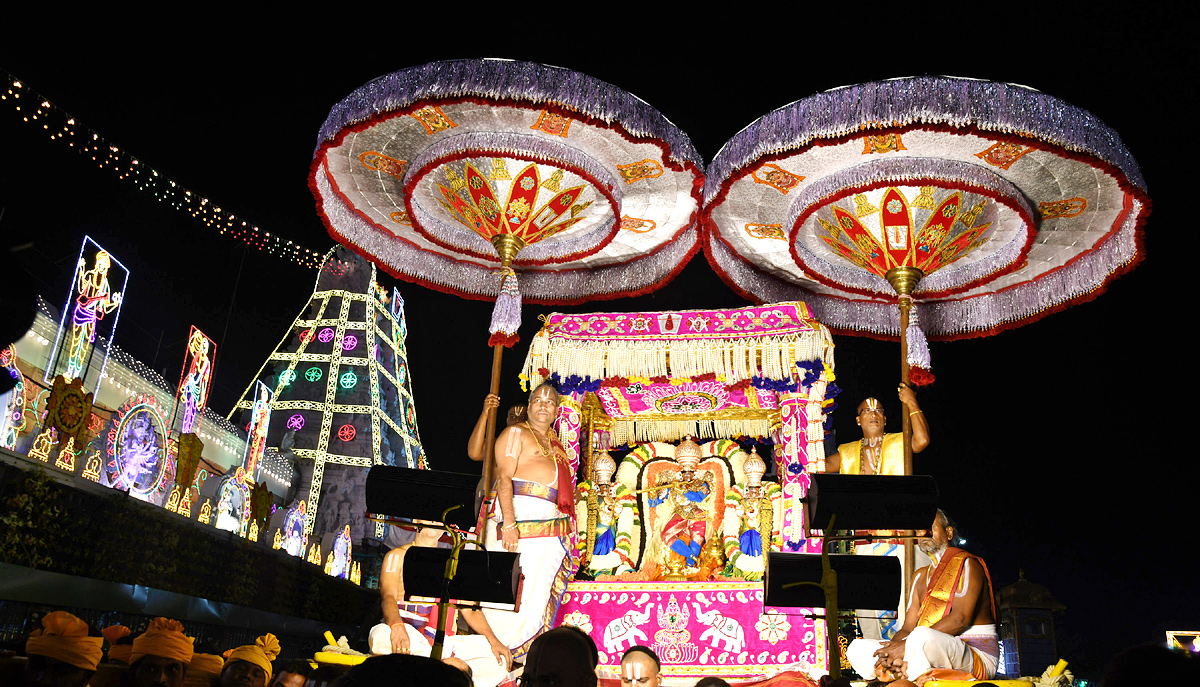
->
[685,488,708,502]
[648,490,668,507]
[739,529,762,557]
[593,526,615,555]
[671,539,702,566]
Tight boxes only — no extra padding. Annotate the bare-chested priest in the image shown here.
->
[827,383,931,641]
[481,382,576,660]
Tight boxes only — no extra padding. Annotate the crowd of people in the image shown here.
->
[11,613,290,687]
[7,608,743,687]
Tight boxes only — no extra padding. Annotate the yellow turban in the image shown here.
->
[102,625,133,663]
[223,633,280,685]
[25,611,103,672]
[130,618,195,666]
[183,653,225,687]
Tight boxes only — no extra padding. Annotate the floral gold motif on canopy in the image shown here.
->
[421,159,605,261]
[797,182,1027,298]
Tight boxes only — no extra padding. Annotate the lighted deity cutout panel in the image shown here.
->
[0,346,27,450]
[391,287,406,341]
[328,524,353,579]
[173,327,215,435]
[45,237,128,394]
[101,395,173,505]
[241,380,273,484]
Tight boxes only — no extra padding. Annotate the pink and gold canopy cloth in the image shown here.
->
[310,59,705,304]
[522,301,834,446]
[703,76,1150,339]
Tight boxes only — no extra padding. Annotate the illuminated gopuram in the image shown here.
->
[231,247,426,540]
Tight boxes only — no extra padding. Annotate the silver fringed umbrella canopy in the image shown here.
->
[310,58,705,504]
[703,75,1149,341]
[311,58,705,306]
[702,76,1150,592]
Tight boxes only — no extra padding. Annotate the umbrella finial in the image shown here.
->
[491,234,528,269]
[885,266,924,297]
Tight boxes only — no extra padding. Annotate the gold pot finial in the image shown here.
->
[885,266,924,297]
[491,234,528,268]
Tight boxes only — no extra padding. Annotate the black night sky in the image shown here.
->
[1,12,1194,679]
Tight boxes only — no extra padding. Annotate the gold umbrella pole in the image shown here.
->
[480,234,527,524]
[886,266,922,594]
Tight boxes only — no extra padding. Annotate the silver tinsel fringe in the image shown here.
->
[704,75,1145,204]
[317,59,703,168]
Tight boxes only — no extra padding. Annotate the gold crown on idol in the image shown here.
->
[593,450,616,483]
[676,436,702,470]
[743,447,766,486]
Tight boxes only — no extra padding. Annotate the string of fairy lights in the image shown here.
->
[2,70,324,269]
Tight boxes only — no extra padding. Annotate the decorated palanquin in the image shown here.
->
[522,301,837,681]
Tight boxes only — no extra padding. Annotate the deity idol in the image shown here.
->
[576,450,636,576]
[722,448,783,581]
[651,437,715,577]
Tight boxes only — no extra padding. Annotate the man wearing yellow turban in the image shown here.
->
[102,624,133,664]
[182,651,225,687]
[24,611,103,687]
[219,634,280,687]
[129,618,194,687]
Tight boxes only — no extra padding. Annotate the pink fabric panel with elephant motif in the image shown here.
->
[555,581,825,681]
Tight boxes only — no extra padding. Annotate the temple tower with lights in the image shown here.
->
[230,247,426,542]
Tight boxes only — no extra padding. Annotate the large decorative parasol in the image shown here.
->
[310,58,705,494]
[704,75,1149,467]
[702,76,1149,582]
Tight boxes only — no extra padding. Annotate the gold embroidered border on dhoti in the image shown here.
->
[509,517,571,539]
[512,479,558,502]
